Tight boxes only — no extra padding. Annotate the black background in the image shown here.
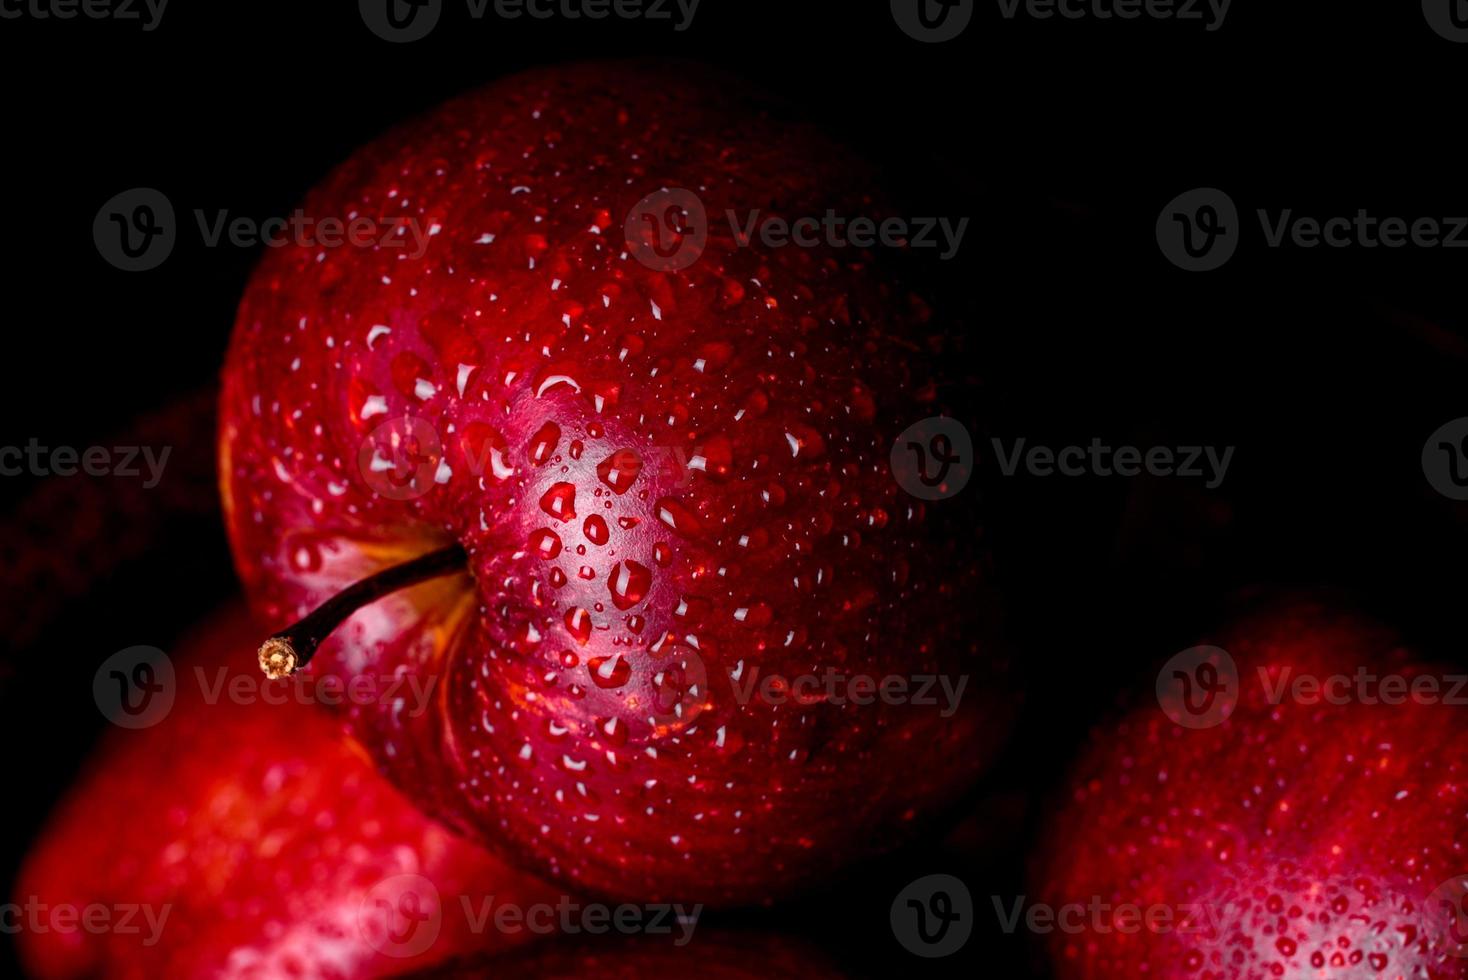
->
[2,1,1467,976]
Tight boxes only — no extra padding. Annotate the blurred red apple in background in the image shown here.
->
[1032,598,1468,979]
[218,61,1006,905]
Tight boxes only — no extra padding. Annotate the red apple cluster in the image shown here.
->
[16,59,1463,980]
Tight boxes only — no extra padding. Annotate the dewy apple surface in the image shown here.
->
[220,61,1008,906]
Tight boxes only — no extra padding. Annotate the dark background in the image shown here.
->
[2,1,1466,976]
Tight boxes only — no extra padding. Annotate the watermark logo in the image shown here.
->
[892,874,973,957]
[891,417,974,500]
[359,416,444,501]
[359,874,443,958]
[93,646,175,729]
[646,642,709,731]
[625,188,707,272]
[360,0,442,42]
[1161,188,1468,271]
[1256,666,1468,707]
[95,658,439,730]
[993,895,1219,939]
[891,0,973,42]
[0,440,170,486]
[728,668,968,717]
[358,879,700,953]
[995,0,1231,30]
[1423,417,1468,501]
[0,899,171,945]
[1423,0,1468,42]
[95,189,434,271]
[0,0,167,30]
[458,896,699,943]
[1157,645,1238,729]
[1430,875,1468,957]
[625,190,969,271]
[361,0,700,42]
[94,188,175,272]
[992,437,1234,488]
[1157,188,1238,271]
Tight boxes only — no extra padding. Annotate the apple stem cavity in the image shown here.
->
[256,543,469,679]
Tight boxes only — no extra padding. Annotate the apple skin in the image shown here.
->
[1031,599,1468,979]
[218,61,1004,905]
[14,605,560,979]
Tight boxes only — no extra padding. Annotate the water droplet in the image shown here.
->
[608,560,653,610]
[733,602,773,627]
[564,606,593,645]
[528,421,561,465]
[584,514,609,546]
[528,528,562,560]
[597,449,643,495]
[588,654,631,688]
[655,497,704,537]
[540,482,577,522]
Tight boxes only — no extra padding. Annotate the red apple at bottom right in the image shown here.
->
[1032,600,1468,979]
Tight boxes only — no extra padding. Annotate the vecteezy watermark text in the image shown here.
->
[357,874,701,958]
[94,644,440,729]
[360,0,700,43]
[0,0,167,30]
[995,0,1231,30]
[94,188,433,271]
[625,188,969,271]
[992,895,1219,937]
[991,437,1234,488]
[0,440,169,487]
[1158,644,1468,730]
[727,210,968,261]
[728,667,968,718]
[0,898,170,946]
[1160,187,1468,271]
[1257,667,1468,707]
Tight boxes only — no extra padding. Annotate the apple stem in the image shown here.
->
[256,543,468,679]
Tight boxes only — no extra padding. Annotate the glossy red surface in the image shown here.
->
[1033,601,1468,979]
[219,62,1004,905]
[14,606,559,978]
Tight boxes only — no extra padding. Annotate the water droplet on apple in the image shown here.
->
[608,560,652,610]
[528,421,560,465]
[564,606,592,645]
[655,497,704,537]
[528,528,562,559]
[540,482,577,522]
[588,654,631,688]
[596,449,643,495]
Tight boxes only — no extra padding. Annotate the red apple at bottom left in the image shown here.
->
[14,604,560,979]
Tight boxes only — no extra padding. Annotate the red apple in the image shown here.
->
[1032,598,1468,979]
[218,61,1004,904]
[14,605,560,979]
